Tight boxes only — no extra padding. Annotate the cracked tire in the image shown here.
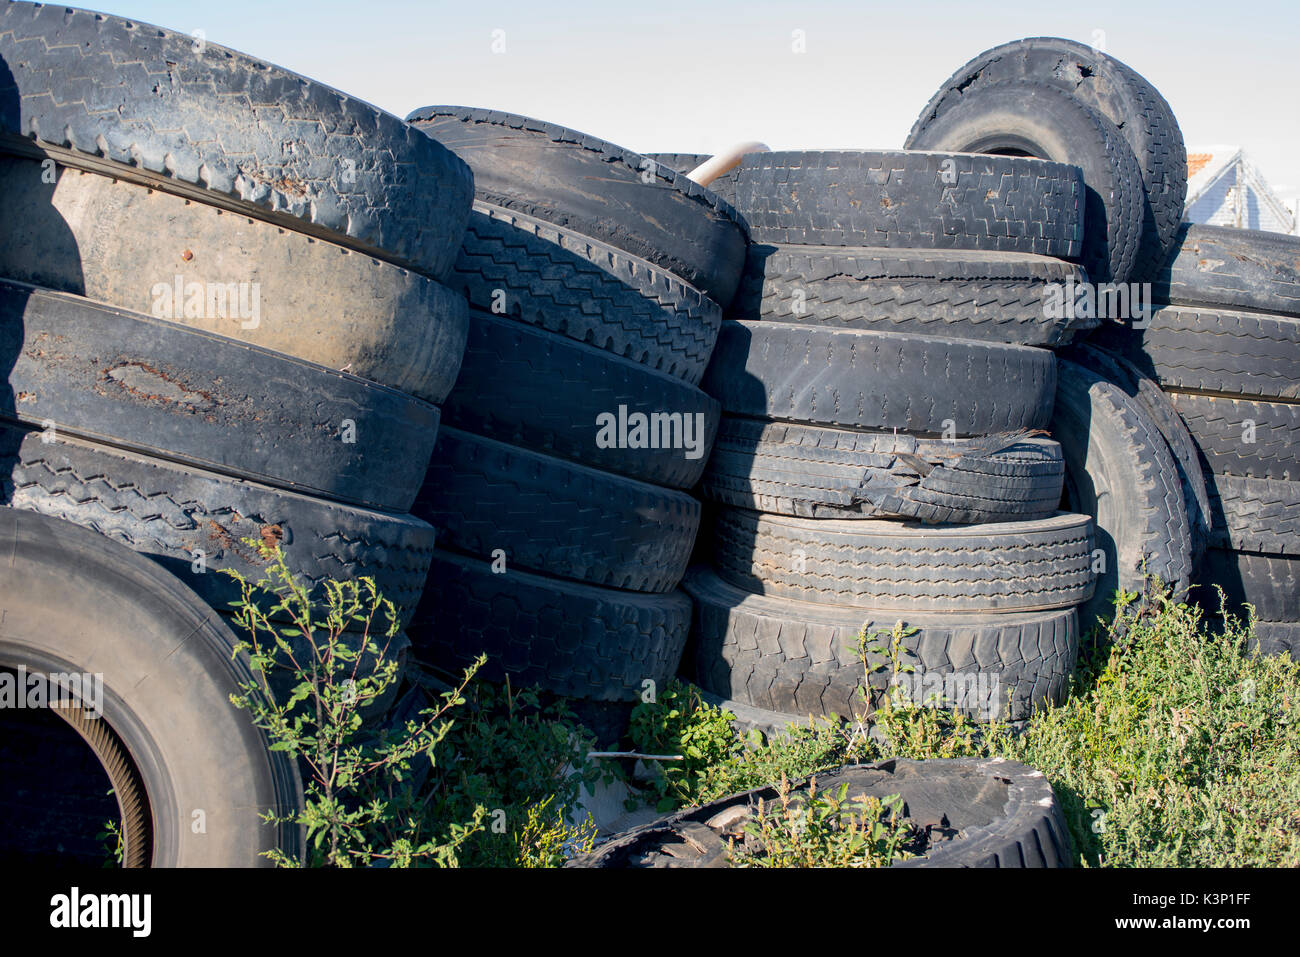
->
[1154,224,1300,317]
[1169,393,1300,481]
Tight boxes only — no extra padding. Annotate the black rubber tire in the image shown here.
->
[1195,549,1298,623]
[0,507,302,866]
[451,203,722,384]
[0,156,468,401]
[711,509,1094,613]
[0,281,439,513]
[567,757,1073,868]
[691,686,808,742]
[407,107,748,307]
[702,320,1056,436]
[1052,356,1193,630]
[415,428,699,594]
[733,244,1094,347]
[1071,344,1212,566]
[1169,393,1300,482]
[641,152,739,205]
[701,417,1064,524]
[0,2,472,279]
[407,549,691,702]
[1250,622,1299,663]
[1154,226,1300,317]
[685,566,1080,723]
[907,37,1187,280]
[725,150,1083,259]
[0,424,436,629]
[1100,305,1300,401]
[906,82,1143,285]
[443,310,719,489]
[1207,474,1300,556]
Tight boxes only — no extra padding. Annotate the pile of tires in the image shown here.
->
[649,148,1101,729]
[401,108,747,733]
[0,3,474,864]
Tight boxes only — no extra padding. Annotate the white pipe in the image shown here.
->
[686,141,770,186]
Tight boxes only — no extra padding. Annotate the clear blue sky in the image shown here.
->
[100,0,1298,197]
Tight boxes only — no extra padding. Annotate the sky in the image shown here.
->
[100,0,1299,199]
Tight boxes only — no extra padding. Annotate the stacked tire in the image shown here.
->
[0,3,474,864]
[678,149,1100,729]
[402,108,747,732]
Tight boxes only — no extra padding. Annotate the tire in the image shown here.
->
[1100,305,1300,401]
[711,509,1095,613]
[407,107,748,306]
[691,687,808,742]
[1052,357,1193,630]
[451,203,722,384]
[415,429,699,594]
[702,320,1057,435]
[407,549,691,702]
[0,156,468,402]
[907,37,1187,280]
[700,417,1065,524]
[0,424,437,629]
[567,757,1073,868]
[0,507,302,866]
[641,153,739,205]
[905,82,1143,285]
[0,2,472,278]
[1072,344,1212,566]
[1250,622,1299,664]
[1169,393,1300,481]
[443,310,719,489]
[685,566,1079,723]
[0,281,439,513]
[733,244,1094,347]
[725,150,1083,259]
[1154,225,1300,318]
[1195,549,1298,622]
[1207,474,1300,556]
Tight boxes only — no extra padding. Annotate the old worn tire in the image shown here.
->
[712,509,1094,613]
[0,507,303,866]
[451,203,722,384]
[1196,549,1298,623]
[685,566,1079,723]
[726,150,1083,259]
[1207,474,1300,556]
[0,280,439,513]
[702,320,1057,436]
[733,244,1094,347]
[908,37,1186,280]
[1052,356,1193,630]
[0,156,468,401]
[407,549,691,702]
[0,2,472,277]
[415,429,699,594]
[568,757,1073,868]
[1250,622,1299,663]
[407,107,748,306]
[1169,393,1300,481]
[906,82,1143,285]
[1154,224,1300,317]
[701,417,1064,524]
[642,152,739,205]
[0,424,436,629]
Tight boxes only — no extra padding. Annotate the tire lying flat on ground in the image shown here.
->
[415,428,700,594]
[1195,549,1298,623]
[443,310,718,489]
[0,508,302,866]
[733,245,1095,347]
[685,566,1079,723]
[0,281,439,513]
[905,83,1143,285]
[701,417,1065,524]
[567,757,1073,868]
[1052,355,1193,630]
[702,320,1058,435]
[1169,393,1300,481]
[1154,224,1300,317]
[407,107,749,307]
[725,150,1084,259]
[907,36,1187,280]
[1,424,437,629]
[0,157,469,401]
[0,1,473,278]
[407,549,691,701]
[451,203,722,385]
[1207,474,1300,556]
